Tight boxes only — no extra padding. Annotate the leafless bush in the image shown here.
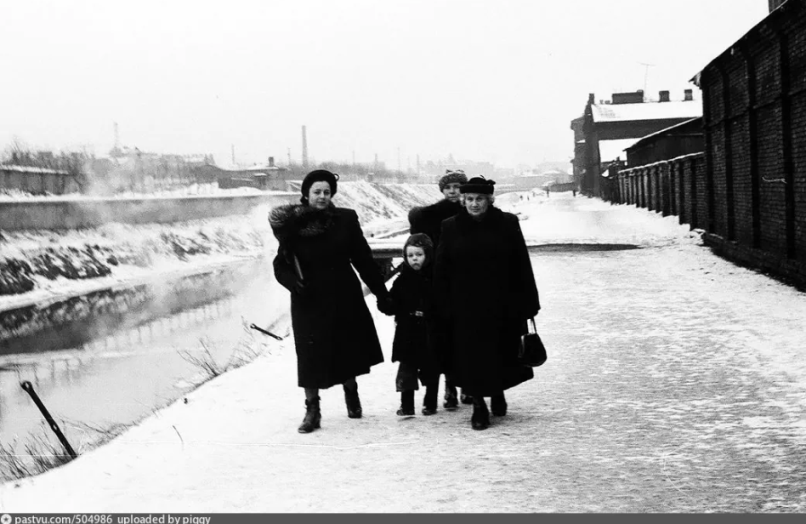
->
[178,338,224,381]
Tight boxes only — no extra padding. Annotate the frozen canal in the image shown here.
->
[0,272,285,454]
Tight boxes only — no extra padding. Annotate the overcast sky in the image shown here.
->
[0,0,769,168]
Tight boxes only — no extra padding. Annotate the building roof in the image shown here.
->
[625,117,703,152]
[591,101,702,123]
[598,138,642,163]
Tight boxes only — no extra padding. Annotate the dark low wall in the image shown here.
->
[0,192,297,230]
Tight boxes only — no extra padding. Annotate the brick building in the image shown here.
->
[571,89,702,196]
[624,117,704,168]
[605,0,806,287]
[692,0,806,280]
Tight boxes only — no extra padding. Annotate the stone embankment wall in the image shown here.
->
[0,193,296,230]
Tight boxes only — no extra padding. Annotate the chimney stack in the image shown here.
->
[684,89,694,101]
[588,93,595,105]
[659,90,670,102]
[301,126,309,169]
[268,156,275,167]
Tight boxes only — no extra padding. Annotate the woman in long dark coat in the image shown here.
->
[270,170,390,433]
[433,176,540,430]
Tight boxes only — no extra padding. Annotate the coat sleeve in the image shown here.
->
[346,209,389,298]
[408,207,423,235]
[433,219,453,319]
[508,216,540,318]
[273,244,298,293]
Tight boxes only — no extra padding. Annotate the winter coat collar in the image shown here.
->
[455,205,505,227]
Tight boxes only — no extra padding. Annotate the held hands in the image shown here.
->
[376,295,395,316]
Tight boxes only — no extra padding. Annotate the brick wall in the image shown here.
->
[605,0,806,288]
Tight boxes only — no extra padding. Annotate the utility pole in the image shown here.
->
[231,144,235,165]
[287,147,292,167]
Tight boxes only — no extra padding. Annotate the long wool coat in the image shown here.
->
[270,204,387,389]
[387,265,440,384]
[433,206,540,397]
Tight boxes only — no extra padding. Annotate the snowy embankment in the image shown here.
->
[0,182,443,344]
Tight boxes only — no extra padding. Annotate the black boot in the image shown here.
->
[491,393,507,416]
[343,383,363,419]
[422,386,438,416]
[298,397,321,434]
[397,390,415,416]
[460,389,474,405]
[443,378,458,410]
[471,397,490,431]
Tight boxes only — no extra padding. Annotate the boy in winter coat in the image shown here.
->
[378,233,441,416]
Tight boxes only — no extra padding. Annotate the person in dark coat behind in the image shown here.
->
[269,169,391,434]
[434,176,540,431]
[378,233,441,416]
[408,169,470,410]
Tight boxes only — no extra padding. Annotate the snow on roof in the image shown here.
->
[591,101,702,123]
[598,138,641,163]
[0,164,71,175]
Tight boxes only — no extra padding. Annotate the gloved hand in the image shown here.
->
[376,295,395,315]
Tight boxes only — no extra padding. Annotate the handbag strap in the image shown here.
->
[529,318,537,334]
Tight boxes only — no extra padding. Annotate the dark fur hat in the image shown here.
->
[460,176,496,195]
[438,169,468,191]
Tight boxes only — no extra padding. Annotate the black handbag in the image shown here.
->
[518,318,547,367]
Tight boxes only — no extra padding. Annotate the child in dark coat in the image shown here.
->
[379,233,441,416]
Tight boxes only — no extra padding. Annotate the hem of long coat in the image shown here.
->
[296,363,379,390]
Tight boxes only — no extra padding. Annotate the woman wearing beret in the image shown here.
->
[433,176,540,430]
[269,169,390,433]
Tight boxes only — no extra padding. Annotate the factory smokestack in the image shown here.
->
[302,126,309,169]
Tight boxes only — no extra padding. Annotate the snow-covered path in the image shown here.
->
[3,194,806,512]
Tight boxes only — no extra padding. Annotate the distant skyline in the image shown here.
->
[0,0,768,168]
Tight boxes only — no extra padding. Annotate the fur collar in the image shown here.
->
[269,203,337,241]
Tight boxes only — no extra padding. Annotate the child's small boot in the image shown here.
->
[443,378,459,410]
[422,386,438,416]
[397,390,415,416]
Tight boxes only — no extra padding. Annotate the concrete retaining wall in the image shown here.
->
[0,192,298,230]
